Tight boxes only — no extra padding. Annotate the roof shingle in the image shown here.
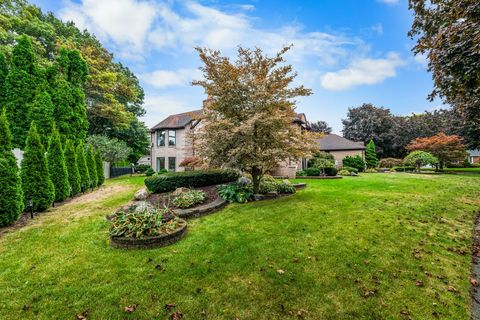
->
[317,134,365,151]
[150,109,203,131]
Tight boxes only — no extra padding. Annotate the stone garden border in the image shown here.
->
[110,222,187,250]
[172,197,227,219]
[292,183,307,190]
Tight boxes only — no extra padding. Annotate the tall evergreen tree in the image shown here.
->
[365,139,379,168]
[95,150,105,186]
[28,90,54,147]
[76,143,89,192]
[5,35,37,148]
[21,123,54,211]
[86,144,98,188]
[0,52,8,107]
[0,108,23,227]
[47,125,69,202]
[64,140,81,196]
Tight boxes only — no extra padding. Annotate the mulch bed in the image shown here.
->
[146,185,219,210]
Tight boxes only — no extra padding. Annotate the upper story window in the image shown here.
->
[168,130,176,146]
[157,130,165,147]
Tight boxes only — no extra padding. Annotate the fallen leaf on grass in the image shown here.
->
[471,278,479,286]
[362,288,377,297]
[447,286,458,293]
[277,269,285,274]
[75,310,88,320]
[165,303,175,310]
[415,280,424,287]
[124,304,138,313]
[170,310,183,320]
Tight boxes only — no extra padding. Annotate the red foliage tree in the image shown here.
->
[406,133,467,169]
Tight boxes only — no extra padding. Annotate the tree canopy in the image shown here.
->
[404,151,438,173]
[192,45,319,193]
[310,120,332,134]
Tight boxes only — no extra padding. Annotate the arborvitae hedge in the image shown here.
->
[64,140,81,196]
[0,52,7,106]
[95,150,105,186]
[86,144,97,188]
[29,90,54,147]
[21,123,54,212]
[76,143,89,192]
[365,139,379,168]
[47,125,70,202]
[0,109,23,227]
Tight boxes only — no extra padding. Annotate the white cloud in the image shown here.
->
[59,0,157,53]
[320,52,406,90]
[371,23,383,35]
[141,94,200,128]
[140,68,201,88]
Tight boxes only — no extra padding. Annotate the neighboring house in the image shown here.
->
[316,134,366,167]
[468,150,480,164]
[149,109,309,177]
[137,155,151,166]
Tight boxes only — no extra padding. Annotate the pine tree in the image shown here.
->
[95,150,105,186]
[21,123,54,212]
[365,139,379,168]
[5,35,37,148]
[76,143,89,192]
[28,90,54,147]
[64,140,81,196]
[0,52,8,107]
[47,125,70,202]
[0,108,23,227]
[86,144,98,188]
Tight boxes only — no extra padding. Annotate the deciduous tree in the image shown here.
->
[21,123,54,211]
[310,120,332,134]
[86,135,132,164]
[406,133,467,170]
[404,151,438,173]
[192,46,319,193]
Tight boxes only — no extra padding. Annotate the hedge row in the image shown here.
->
[145,169,240,193]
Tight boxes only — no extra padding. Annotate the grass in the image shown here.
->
[1,173,480,319]
[422,167,480,174]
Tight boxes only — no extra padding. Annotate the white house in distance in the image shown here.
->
[148,104,366,177]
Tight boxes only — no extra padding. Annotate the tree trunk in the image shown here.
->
[251,166,262,194]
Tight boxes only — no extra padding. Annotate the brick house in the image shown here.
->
[468,150,480,164]
[148,109,309,177]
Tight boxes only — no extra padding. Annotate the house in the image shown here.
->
[316,134,365,166]
[137,155,151,166]
[149,108,309,177]
[468,150,480,164]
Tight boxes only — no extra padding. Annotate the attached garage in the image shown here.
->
[317,134,366,167]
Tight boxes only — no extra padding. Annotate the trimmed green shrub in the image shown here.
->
[343,155,365,172]
[135,164,150,173]
[296,170,306,176]
[276,182,296,194]
[145,169,240,193]
[379,158,403,168]
[365,168,378,173]
[365,140,378,168]
[259,175,278,193]
[76,143,89,192]
[0,109,24,227]
[392,166,416,172]
[145,168,155,177]
[173,189,206,208]
[86,144,98,188]
[324,167,338,176]
[303,167,321,176]
[340,166,358,174]
[21,123,54,211]
[47,125,70,202]
[95,150,105,186]
[338,169,351,176]
[64,140,81,196]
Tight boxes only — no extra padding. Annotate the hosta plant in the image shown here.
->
[173,189,206,209]
[110,204,185,239]
[218,183,253,203]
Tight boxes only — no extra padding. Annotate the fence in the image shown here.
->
[110,166,133,178]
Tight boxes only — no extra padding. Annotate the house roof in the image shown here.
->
[468,150,480,157]
[317,134,365,151]
[150,109,203,131]
[151,109,310,131]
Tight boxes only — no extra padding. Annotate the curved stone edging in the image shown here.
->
[295,176,342,179]
[173,197,227,219]
[110,222,187,249]
[292,183,307,190]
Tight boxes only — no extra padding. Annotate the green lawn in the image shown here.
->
[1,173,480,319]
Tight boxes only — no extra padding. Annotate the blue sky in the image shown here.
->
[31,0,441,133]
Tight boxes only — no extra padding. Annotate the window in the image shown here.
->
[168,130,176,146]
[156,157,165,171]
[157,130,165,146]
[168,157,176,171]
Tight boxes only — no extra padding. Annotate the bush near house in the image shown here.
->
[145,169,240,193]
[379,158,403,168]
[340,166,359,174]
[343,155,366,172]
[134,164,150,173]
[365,139,379,168]
[173,189,206,208]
